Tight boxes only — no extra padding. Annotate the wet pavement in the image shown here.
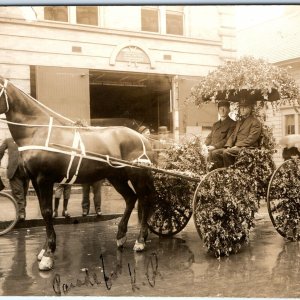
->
[1,202,300,297]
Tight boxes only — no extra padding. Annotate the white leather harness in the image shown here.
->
[1,79,152,183]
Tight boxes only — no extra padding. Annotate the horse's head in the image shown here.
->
[0,76,9,114]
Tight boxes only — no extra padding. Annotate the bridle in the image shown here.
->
[0,79,9,113]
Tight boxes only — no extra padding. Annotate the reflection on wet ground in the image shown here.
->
[0,214,300,297]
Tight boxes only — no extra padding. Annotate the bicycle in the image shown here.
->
[0,191,18,235]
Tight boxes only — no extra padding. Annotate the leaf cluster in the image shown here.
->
[153,136,207,208]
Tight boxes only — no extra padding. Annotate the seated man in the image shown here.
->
[205,101,236,170]
[212,98,262,168]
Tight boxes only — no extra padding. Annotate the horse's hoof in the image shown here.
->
[39,256,54,271]
[37,248,46,261]
[133,240,146,252]
[117,236,127,248]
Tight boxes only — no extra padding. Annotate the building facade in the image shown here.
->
[0,5,236,141]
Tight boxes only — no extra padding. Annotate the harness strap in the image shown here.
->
[106,155,125,168]
[18,145,138,168]
[132,133,152,166]
[0,80,9,113]
[60,130,86,184]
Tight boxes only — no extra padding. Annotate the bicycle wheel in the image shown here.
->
[0,191,18,236]
[267,159,300,241]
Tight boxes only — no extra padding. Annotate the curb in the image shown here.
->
[13,213,123,229]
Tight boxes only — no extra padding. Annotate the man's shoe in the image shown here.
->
[62,210,70,218]
[96,209,102,217]
[53,210,58,218]
[82,208,89,216]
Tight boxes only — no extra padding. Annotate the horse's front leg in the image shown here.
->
[33,178,56,271]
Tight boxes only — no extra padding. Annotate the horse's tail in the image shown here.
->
[134,170,156,224]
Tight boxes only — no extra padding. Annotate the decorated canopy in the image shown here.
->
[190,56,300,107]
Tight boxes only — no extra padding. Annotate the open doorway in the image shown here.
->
[89,70,172,133]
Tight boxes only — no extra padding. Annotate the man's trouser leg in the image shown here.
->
[10,173,27,215]
[92,181,102,212]
[223,147,241,167]
[210,149,225,170]
[82,184,90,212]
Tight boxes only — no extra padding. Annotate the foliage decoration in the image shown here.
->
[267,159,300,241]
[194,168,258,257]
[148,136,207,236]
[153,135,207,208]
[194,148,276,258]
[189,56,300,108]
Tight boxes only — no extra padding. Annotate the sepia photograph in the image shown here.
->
[0,2,300,297]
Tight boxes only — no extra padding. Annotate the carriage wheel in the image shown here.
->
[267,159,300,241]
[147,199,192,237]
[193,168,227,239]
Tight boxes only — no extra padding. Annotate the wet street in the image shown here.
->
[0,208,300,297]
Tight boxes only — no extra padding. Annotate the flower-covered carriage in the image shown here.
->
[1,56,300,267]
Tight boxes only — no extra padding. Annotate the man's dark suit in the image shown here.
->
[225,115,262,148]
[0,138,29,218]
[206,116,236,169]
[213,115,262,167]
[205,116,236,149]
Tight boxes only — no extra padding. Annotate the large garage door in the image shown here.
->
[35,66,90,122]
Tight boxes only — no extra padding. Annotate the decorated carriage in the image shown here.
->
[148,57,300,257]
[0,57,300,270]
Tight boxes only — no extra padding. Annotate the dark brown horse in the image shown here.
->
[0,76,156,271]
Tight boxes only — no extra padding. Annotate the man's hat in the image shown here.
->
[217,101,230,108]
[239,98,255,107]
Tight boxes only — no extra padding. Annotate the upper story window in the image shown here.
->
[44,6,68,22]
[76,6,98,26]
[166,10,183,35]
[285,114,295,135]
[141,8,159,33]
[44,6,99,26]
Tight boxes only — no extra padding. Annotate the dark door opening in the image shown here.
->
[89,70,171,133]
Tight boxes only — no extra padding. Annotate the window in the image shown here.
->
[285,114,295,135]
[76,6,98,26]
[44,6,68,22]
[166,11,183,35]
[141,8,159,32]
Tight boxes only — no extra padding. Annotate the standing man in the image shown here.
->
[82,180,102,216]
[213,98,262,167]
[52,183,72,218]
[0,138,29,221]
[205,101,236,170]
